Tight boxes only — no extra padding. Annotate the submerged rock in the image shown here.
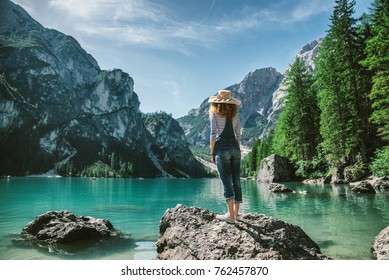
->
[269,183,294,193]
[156,204,329,260]
[21,210,131,254]
[372,226,389,260]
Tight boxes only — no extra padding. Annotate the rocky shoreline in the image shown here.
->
[256,154,388,193]
[303,175,389,193]
[16,203,388,260]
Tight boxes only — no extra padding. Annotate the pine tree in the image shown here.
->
[272,57,320,162]
[244,132,275,176]
[110,152,118,170]
[250,140,259,172]
[356,12,376,146]
[245,139,260,176]
[315,0,372,164]
[362,0,389,142]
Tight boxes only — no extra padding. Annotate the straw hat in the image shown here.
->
[208,90,241,105]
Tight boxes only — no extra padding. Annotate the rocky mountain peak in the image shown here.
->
[178,66,283,147]
[0,0,42,33]
[260,38,323,138]
[0,0,208,178]
[296,38,323,72]
[178,38,322,149]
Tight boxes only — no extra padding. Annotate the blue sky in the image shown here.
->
[12,0,373,118]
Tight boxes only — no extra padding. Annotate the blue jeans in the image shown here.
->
[215,144,242,203]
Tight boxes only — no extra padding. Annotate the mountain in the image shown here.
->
[178,39,322,149]
[260,38,323,139]
[178,67,283,148]
[0,0,208,178]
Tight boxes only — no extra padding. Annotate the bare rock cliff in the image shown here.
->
[0,0,207,178]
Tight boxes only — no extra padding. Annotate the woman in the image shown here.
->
[208,89,242,224]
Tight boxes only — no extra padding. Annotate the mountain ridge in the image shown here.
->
[0,0,208,178]
[177,39,321,149]
[0,0,323,177]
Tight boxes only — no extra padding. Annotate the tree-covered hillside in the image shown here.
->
[244,0,388,179]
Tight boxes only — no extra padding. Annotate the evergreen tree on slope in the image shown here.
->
[272,57,320,163]
[362,0,389,142]
[315,0,372,165]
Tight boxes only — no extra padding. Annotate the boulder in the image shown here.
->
[372,226,389,260]
[350,181,376,194]
[372,176,389,191]
[332,162,369,184]
[257,154,295,183]
[156,204,329,260]
[21,210,129,254]
[269,183,294,193]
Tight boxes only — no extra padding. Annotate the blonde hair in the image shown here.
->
[209,103,238,119]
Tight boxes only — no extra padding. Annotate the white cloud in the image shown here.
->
[12,0,332,56]
[291,0,333,21]
[48,0,111,19]
[21,0,269,54]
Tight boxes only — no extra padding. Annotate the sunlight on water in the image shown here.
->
[0,177,388,260]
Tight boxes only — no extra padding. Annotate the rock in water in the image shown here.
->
[350,181,376,193]
[156,204,329,260]
[21,210,129,254]
[269,183,294,193]
[373,176,389,191]
[372,226,389,260]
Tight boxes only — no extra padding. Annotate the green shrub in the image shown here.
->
[344,161,368,182]
[295,157,328,179]
[370,147,389,177]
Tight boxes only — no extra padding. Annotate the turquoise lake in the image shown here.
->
[0,177,388,260]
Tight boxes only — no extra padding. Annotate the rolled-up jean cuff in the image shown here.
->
[226,198,242,203]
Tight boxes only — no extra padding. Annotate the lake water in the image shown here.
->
[0,177,388,260]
